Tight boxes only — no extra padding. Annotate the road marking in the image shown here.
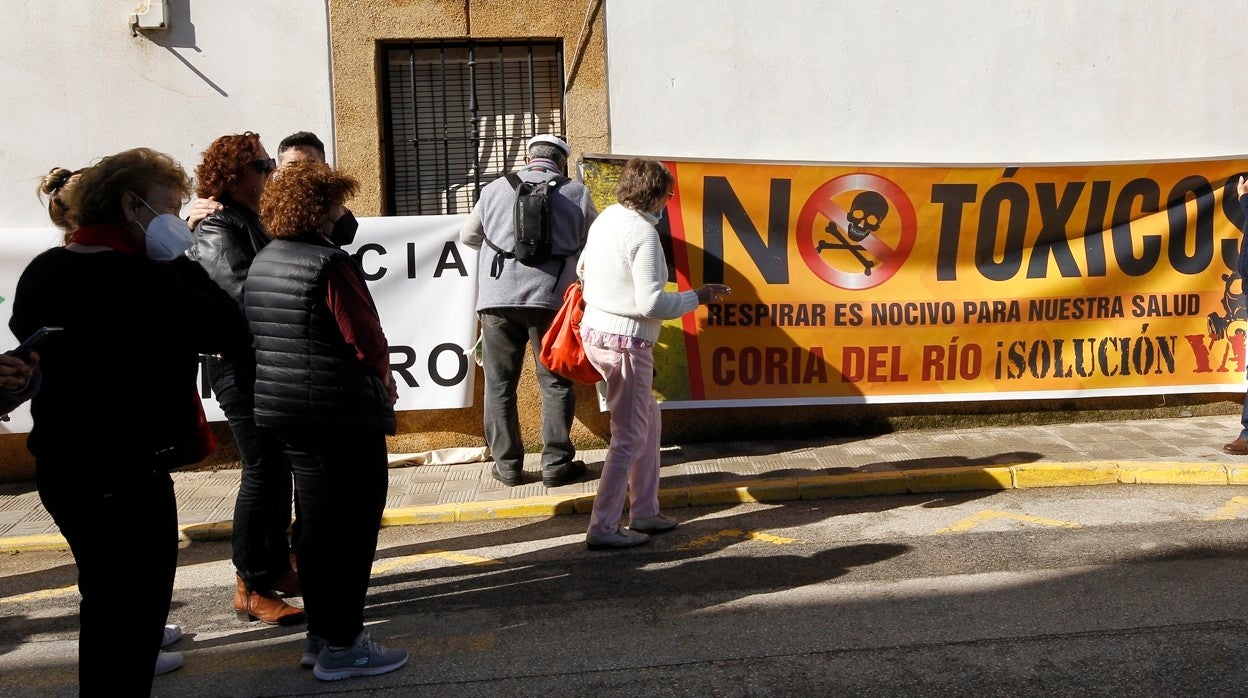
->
[372,549,502,575]
[674,528,804,551]
[0,585,78,604]
[930,510,1082,535]
[1204,495,1248,521]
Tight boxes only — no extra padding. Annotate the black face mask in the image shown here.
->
[330,209,359,247]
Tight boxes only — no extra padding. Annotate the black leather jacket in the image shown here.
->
[187,194,270,309]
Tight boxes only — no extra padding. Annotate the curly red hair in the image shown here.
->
[195,132,263,199]
[260,160,359,239]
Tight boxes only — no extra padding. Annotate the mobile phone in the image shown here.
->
[10,326,63,357]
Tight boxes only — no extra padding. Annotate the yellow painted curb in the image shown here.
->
[799,471,908,499]
[1118,463,1228,485]
[10,461,1248,553]
[179,520,233,542]
[1228,465,1248,485]
[382,505,458,526]
[657,488,690,510]
[0,533,68,553]
[686,483,756,506]
[1012,463,1119,488]
[450,495,592,521]
[903,466,1014,493]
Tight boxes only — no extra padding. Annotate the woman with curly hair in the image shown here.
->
[11,147,247,693]
[187,132,306,625]
[246,160,405,681]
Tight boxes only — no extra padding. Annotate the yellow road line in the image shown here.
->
[930,509,1082,535]
[1204,495,1248,521]
[372,549,502,574]
[675,528,804,551]
[0,584,78,604]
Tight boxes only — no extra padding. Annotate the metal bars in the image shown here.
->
[383,39,565,216]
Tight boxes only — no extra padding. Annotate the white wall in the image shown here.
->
[604,0,1248,163]
[0,1,333,228]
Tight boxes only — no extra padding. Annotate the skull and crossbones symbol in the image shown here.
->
[816,190,889,276]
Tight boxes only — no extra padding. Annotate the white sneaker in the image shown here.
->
[161,624,182,648]
[154,650,183,676]
[586,526,650,550]
[629,514,679,534]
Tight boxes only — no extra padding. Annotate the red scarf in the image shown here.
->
[68,223,143,256]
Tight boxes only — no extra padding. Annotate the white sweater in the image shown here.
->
[578,204,699,343]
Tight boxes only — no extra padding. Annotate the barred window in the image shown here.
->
[383,40,566,216]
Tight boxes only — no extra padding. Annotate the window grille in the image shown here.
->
[383,39,566,216]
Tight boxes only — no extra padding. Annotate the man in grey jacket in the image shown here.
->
[459,134,597,487]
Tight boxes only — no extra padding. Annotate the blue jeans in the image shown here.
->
[478,307,576,475]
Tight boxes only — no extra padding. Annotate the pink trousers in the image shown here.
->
[583,341,662,537]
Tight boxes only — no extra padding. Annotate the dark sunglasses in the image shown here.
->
[250,158,277,174]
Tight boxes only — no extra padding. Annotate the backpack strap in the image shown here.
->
[488,172,573,289]
[482,236,512,279]
[478,173,528,279]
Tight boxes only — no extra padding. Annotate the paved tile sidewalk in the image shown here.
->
[1,413,1244,544]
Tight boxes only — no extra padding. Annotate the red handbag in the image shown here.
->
[540,281,603,384]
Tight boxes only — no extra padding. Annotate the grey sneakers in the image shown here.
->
[161,624,182,647]
[629,514,679,534]
[586,525,650,550]
[155,624,183,676]
[313,630,408,681]
[301,634,325,669]
[154,651,183,676]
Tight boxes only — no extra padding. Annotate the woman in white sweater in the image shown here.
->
[578,159,730,550]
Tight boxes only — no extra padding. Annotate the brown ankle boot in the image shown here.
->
[272,568,301,597]
[233,575,306,625]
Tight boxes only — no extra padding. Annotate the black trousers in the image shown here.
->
[282,428,388,647]
[210,356,295,591]
[37,462,178,696]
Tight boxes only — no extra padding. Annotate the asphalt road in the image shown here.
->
[4,485,1248,696]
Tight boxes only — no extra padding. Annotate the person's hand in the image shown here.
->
[0,351,37,392]
[694,284,732,305]
[187,196,222,229]
[384,372,398,406]
[1238,176,1248,198]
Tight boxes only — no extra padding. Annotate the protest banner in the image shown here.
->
[0,215,478,433]
[583,155,1248,407]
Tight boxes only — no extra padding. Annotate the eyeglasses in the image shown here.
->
[250,158,277,174]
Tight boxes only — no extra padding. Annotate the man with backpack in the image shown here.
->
[459,134,597,487]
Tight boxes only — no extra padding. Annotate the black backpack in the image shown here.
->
[483,173,572,291]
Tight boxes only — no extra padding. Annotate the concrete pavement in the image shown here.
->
[2,412,1247,553]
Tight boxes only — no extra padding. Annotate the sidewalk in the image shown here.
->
[3,413,1247,552]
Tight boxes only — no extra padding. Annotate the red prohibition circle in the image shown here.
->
[796,173,917,290]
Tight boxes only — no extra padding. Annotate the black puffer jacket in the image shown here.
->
[188,195,270,308]
[245,238,397,436]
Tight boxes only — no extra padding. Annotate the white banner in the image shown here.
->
[0,216,478,434]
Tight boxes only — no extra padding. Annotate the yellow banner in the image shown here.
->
[582,156,1248,406]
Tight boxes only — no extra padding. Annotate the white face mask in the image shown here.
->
[136,197,194,260]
